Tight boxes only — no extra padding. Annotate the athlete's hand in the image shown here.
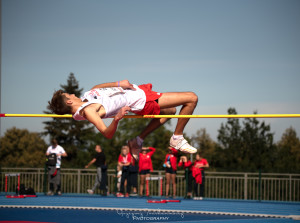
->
[195,164,203,168]
[114,106,131,121]
[119,80,136,90]
[180,156,187,162]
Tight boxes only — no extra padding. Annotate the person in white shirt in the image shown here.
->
[46,139,67,195]
[48,80,198,161]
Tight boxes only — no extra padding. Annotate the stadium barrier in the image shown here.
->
[1,167,299,201]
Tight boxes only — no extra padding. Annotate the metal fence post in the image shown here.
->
[159,171,165,197]
[37,169,40,193]
[43,164,47,194]
[77,169,81,194]
[289,174,292,201]
[258,169,262,202]
[244,173,248,200]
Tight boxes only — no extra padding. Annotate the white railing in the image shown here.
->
[1,168,299,201]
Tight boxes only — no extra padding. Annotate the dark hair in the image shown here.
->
[51,139,58,145]
[48,90,72,115]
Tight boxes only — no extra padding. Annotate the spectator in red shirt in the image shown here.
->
[117,146,132,197]
[138,147,155,196]
[192,153,209,200]
[164,147,178,198]
[178,155,193,198]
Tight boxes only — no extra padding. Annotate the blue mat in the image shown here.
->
[0,194,299,222]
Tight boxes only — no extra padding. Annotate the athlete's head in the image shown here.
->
[48,90,72,115]
[95,145,102,153]
[121,145,129,155]
[195,153,202,160]
[51,139,58,146]
[141,147,148,154]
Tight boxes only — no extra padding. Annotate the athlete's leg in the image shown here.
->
[158,92,198,135]
[159,92,198,153]
[128,107,176,160]
[165,172,171,197]
[171,173,177,198]
[129,91,198,159]
[139,174,145,196]
[139,107,176,139]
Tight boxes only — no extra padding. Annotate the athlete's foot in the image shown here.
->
[170,137,197,154]
[128,137,142,161]
[87,189,94,195]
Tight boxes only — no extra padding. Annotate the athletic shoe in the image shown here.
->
[87,189,94,194]
[57,191,62,196]
[128,137,142,161]
[47,191,54,196]
[130,192,138,197]
[125,193,129,197]
[117,193,124,197]
[170,137,197,154]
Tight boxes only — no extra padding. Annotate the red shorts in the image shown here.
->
[134,83,162,115]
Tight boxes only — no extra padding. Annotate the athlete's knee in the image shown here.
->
[189,92,198,106]
[170,107,176,115]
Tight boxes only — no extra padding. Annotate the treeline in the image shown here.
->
[1,74,299,173]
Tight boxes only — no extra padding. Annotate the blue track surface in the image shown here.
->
[0,194,299,223]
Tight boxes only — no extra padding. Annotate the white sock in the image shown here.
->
[172,134,184,140]
[136,136,144,146]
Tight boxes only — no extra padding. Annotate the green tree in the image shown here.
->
[216,108,275,172]
[0,128,47,167]
[217,108,242,170]
[43,73,95,167]
[240,114,275,172]
[275,127,300,173]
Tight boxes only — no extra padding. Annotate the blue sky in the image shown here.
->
[1,0,300,143]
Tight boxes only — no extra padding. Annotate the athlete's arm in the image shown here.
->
[59,152,68,157]
[203,162,209,168]
[148,147,156,156]
[91,80,136,90]
[84,109,119,139]
[85,158,96,168]
[84,106,131,139]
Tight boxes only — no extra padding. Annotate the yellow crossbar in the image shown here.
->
[1,114,300,118]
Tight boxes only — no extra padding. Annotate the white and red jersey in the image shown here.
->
[118,153,132,165]
[73,84,146,120]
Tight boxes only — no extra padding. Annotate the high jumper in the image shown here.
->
[48,80,198,160]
